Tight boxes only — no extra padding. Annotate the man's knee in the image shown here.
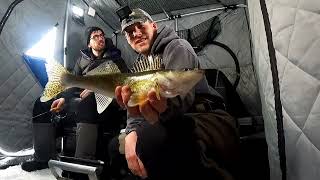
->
[76,94,98,123]
[108,136,121,159]
[135,122,168,160]
[32,98,53,123]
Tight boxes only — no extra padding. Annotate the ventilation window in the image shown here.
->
[25,26,57,60]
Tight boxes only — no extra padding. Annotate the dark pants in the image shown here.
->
[109,116,202,180]
[32,93,125,160]
[109,111,239,180]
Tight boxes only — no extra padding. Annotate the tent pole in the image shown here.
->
[174,18,178,32]
[155,4,247,23]
[63,0,70,67]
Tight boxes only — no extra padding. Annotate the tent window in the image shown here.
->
[25,27,57,60]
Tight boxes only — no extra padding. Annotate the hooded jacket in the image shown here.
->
[60,38,128,107]
[73,38,127,75]
[125,25,221,133]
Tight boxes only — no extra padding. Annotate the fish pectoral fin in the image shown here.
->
[160,90,179,98]
[128,92,148,107]
[95,93,113,114]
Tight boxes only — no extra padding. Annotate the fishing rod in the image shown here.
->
[31,110,51,119]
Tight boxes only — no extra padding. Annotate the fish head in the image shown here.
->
[156,69,205,98]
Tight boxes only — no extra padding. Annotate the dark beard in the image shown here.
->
[92,46,104,52]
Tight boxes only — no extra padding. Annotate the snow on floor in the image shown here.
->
[0,165,56,180]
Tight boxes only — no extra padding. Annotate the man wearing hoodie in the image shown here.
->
[111,8,239,180]
[22,27,128,172]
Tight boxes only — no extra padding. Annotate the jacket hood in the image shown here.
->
[150,25,180,54]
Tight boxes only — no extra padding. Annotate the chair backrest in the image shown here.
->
[205,69,250,119]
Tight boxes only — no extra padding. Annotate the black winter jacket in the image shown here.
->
[59,38,128,105]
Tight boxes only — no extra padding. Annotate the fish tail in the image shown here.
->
[40,60,71,102]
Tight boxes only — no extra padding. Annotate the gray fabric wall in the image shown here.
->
[0,0,118,153]
[248,0,320,179]
[0,0,67,152]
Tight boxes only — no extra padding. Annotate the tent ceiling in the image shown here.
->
[85,0,245,31]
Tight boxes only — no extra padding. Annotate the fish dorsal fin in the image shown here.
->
[95,93,113,114]
[86,61,121,75]
[131,55,162,73]
[45,60,70,81]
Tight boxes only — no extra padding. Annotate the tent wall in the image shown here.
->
[0,0,67,152]
[248,0,320,180]
[0,0,118,153]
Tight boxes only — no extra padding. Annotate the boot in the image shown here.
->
[74,123,98,160]
[22,123,56,172]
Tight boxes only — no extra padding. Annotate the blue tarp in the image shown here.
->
[22,54,48,88]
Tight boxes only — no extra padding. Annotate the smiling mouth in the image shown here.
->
[136,38,146,44]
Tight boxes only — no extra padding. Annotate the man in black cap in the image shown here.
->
[111,8,239,180]
[22,26,128,172]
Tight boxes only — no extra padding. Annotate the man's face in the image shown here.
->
[124,21,157,55]
[88,30,105,51]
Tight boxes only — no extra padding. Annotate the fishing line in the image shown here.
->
[31,110,51,119]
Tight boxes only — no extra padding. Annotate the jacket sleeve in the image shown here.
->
[72,56,83,76]
[125,115,144,134]
[105,38,129,73]
[114,57,129,73]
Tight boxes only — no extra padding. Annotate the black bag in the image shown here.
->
[187,110,240,180]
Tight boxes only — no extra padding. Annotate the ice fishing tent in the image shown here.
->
[0,0,320,180]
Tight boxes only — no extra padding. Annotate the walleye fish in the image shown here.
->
[40,60,204,113]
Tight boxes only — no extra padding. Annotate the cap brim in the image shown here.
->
[121,18,145,33]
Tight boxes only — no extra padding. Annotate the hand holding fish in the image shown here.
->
[141,89,167,124]
[116,86,167,124]
[115,86,141,117]
[80,89,93,99]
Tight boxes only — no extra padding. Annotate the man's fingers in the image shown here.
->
[80,89,92,99]
[127,106,141,118]
[137,158,148,178]
[50,98,65,112]
[119,86,142,117]
[121,86,131,106]
[126,155,143,177]
[148,90,167,114]
[115,86,125,108]
[127,157,147,178]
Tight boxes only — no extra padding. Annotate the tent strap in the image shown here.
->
[259,0,287,180]
[0,0,24,35]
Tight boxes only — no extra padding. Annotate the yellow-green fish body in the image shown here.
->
[41,60,204,109]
